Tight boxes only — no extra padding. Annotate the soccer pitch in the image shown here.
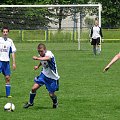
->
[0,42,120,120]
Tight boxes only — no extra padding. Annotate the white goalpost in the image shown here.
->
[0,4,102,50]
[76,4,102,50]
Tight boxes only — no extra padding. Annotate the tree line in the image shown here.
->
[0,0,119,29]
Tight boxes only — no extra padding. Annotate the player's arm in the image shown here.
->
[100,27,103,38]
[89,27,93,42]
[11,41,17,70]
[34,62,42,70]
[11,52,16,70]
[103,53,120,72]
[100,27,104,42]
[33,56,51,61]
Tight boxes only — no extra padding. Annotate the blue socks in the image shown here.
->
[5,84,11,97]
[50,95,58,104]
[29,91,36,104]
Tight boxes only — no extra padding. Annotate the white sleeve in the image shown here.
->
[11,41,16,53]
[45,51,53,58]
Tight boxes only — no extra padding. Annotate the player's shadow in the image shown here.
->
[34,106,52,110]
[0,95,6,98]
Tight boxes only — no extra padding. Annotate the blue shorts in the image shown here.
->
[34,73,59,93]
[0,61,10,76]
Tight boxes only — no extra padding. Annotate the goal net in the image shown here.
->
[0,4,102,50]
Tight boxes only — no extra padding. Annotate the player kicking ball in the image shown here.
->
[23,43,60,109]
[103,53,120,72]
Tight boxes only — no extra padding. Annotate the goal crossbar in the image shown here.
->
[0,4,102,8]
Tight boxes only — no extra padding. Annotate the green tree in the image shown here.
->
[44,0,90,29]
[91,0,120,28]
[35,0,90,30]
[0,0,91,29]
[0,7,56,29]
[0,0,56,29]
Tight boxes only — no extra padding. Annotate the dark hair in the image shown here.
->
[1,26,9,32]
[38,43,46,50]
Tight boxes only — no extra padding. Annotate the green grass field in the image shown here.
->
[0,42,120,120]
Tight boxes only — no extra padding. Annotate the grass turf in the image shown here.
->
[0,42,120,120]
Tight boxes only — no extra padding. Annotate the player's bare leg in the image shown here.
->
[103,53,120,73]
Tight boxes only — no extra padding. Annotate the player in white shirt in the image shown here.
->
[0,26,16,97]
[24,43,60,109]
[90,20,103,55]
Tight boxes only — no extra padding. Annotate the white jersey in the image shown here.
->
[92,26,101,39]
[0,37,16,61]
[40,50,60,80]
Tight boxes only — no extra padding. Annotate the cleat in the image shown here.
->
[7,95,12,98]
[23,102,33,108]
[53,103,58,108]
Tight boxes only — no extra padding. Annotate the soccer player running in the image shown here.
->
[103,53,120,72]
[0,26,16,97]
[90,20,103,55]
[24,43,60,109]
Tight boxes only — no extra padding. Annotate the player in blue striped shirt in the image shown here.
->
[24,43,60,109]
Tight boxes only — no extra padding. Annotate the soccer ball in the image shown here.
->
[4,103,15,112]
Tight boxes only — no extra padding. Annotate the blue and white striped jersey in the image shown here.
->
[0,37,16,62]
[40,50,60,80]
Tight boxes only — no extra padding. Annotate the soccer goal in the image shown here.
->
[0,4,102,50]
